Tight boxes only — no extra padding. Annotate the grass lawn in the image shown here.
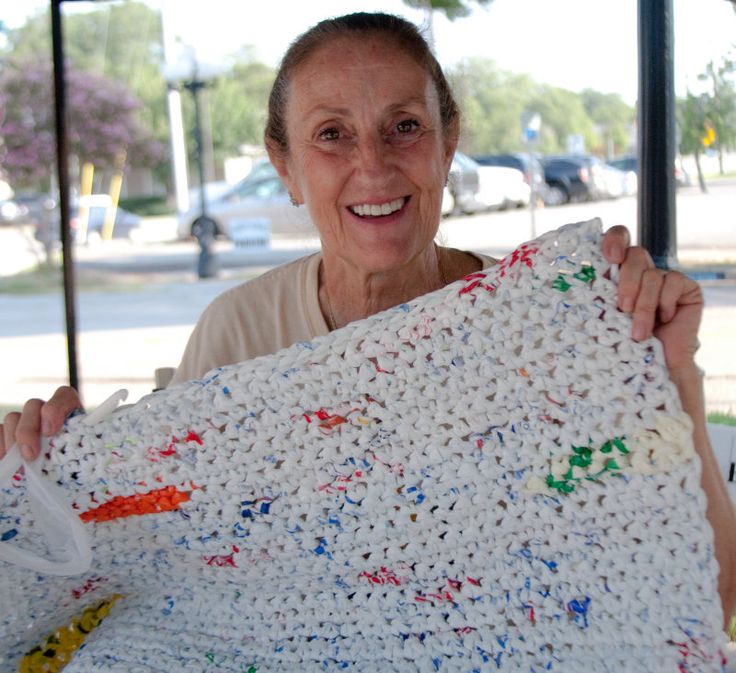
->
[709,412,736,427]
[0,261,180,295]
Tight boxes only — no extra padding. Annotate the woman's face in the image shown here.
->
[271,35,457,275]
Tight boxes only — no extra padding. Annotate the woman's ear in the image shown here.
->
[266,142,303,205]
[443,116,460,168]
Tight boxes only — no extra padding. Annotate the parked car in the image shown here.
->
[474,165,530,210]
[608,155,689,189]
[178,166,315,241]
[604,159,637,196]
[540,154,608,206]
[34,194,142,246]
[12,192,57,226]
[599,163,629,199]
[473,153,547,204]
[0,199,28,226]
[442,151,484,216]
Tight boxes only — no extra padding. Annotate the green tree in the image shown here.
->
[402,0,494,19]
[698,56,736,174]
[447,59,632,159]
[677,91,710,192]
[197,59,275,171]
[580,89,635,158]
[403,0,494,44]
[0,58,161,189]
[529,85,597,155]
[1,2,169,186]
[447,58,535,153]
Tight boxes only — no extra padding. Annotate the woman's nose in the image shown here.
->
[354,135,392,178]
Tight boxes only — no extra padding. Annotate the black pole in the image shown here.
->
[637,0,678,270]
[183,78,217,279]
[51,0,80,391]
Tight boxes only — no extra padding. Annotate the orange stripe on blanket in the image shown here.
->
[80,485,191,523]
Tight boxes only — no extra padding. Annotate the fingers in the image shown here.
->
[41,386,84,439]
[615,244,698,341]
[657,270,688,324]
[616,246,655,316]
[0,386,82,463]
[629,268,664,341]
[1,412,21,459]
[601,225,631,264]
[15,399,44,460]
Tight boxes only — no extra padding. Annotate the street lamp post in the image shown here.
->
[162,44,223,280]
[183,77,217,279]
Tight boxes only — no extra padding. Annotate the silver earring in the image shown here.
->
[289,192,298,207]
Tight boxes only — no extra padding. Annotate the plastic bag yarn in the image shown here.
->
[0,219,727,672]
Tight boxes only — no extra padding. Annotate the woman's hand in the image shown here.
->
[0,386,83,461]
[603,225,736,624]
[601,225,703,373]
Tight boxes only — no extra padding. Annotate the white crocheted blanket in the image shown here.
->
[0,219,727,672]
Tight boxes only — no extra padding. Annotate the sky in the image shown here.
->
[4,0,736,104]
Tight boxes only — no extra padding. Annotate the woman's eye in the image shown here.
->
[319,127,340,141]
[396,119,420,134]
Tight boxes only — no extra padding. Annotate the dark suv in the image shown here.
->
[472,152,547,202]
[540,155,608,205]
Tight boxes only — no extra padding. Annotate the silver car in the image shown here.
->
[178,167,316,241]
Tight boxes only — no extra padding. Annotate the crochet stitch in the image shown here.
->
[0,219,727,672]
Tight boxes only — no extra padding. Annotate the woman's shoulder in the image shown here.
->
[472,251,497,269]
[205,252,321,316]
[441,246,498,277]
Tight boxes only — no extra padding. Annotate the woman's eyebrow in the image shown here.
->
[305,98,430,121]
[384,98,428,114]
[304,105,352,120]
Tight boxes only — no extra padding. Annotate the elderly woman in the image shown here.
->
[1,11,734,625]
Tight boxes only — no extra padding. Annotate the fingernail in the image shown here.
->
[621,297,634,313]
[20,444,35,461]
[612,244,624,261]
[41,419,52,436]
[66,407,85,421]
[632,324,647,341]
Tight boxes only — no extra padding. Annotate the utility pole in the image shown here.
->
[184,76,218,279]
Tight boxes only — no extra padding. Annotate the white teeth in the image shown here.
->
[350,198,405,217]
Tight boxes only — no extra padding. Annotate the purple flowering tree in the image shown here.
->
[0,59,162,189]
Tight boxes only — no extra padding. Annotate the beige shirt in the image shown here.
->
[171,249,495,384]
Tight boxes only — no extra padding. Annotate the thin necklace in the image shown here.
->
[321,250,449,332]
[436,244,450,286]
[323,284,338,332]
[320,262,338,331]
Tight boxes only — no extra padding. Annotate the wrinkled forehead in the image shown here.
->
[284,33,440,117]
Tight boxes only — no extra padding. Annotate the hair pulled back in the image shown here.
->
[264,12,459,155]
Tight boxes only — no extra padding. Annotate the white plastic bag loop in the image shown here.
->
[0,389,127,576]
[0,444,92,576]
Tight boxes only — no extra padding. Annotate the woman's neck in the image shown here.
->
[318,245,482,330]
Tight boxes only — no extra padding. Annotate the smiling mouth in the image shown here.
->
[348,197,407,218]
